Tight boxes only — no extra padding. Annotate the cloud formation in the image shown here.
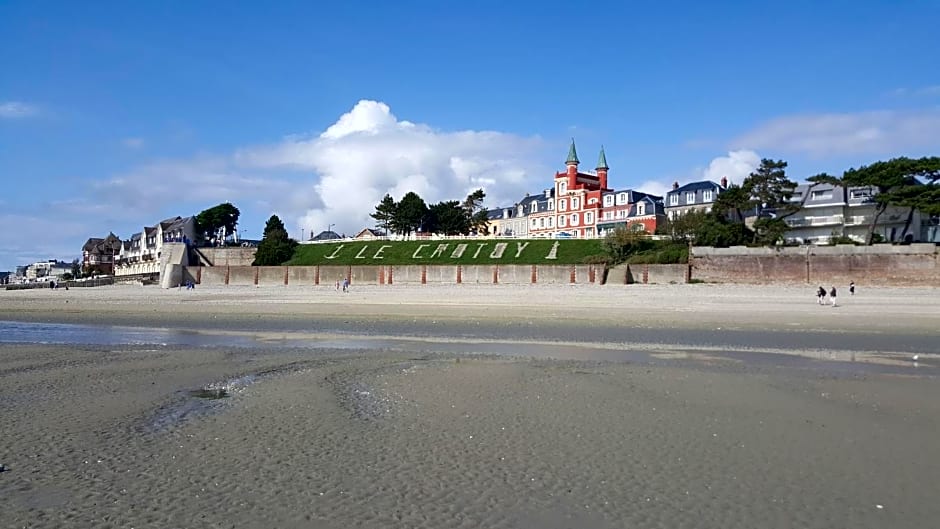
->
[702,150,761,186]
[0,101,38,118]
[235,100,544,236]
[732,110,940,158]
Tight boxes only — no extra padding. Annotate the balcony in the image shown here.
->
[786,215,843,227]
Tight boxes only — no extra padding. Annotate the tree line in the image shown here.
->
[370,189,491,237]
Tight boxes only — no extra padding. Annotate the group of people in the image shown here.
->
[336,277,350,292]
[817,281,854,306]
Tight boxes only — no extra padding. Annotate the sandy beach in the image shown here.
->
[1,284,939,528]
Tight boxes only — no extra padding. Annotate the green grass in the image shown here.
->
[286,239,605,266]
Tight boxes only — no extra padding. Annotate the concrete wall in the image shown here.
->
[605,264,690,285]
[195,247,257,267]
[184,264,603,286]
[691,244,939,285]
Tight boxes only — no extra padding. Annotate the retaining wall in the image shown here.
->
[183,264,603,287]
[691,244,939,285]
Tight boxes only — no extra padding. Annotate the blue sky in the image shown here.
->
[2,0,939,271]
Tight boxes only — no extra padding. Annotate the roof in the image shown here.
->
[566,138,579,165]
[596,146,608,170]
[665,180,723,208]
[311,230,342,241]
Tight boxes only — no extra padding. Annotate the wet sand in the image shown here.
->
[1,284,939,528]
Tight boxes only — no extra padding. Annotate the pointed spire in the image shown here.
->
[566,138,579,165]
[596,145,608,170]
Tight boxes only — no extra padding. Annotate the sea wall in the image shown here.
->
[183,264,602,287]
[691,244,939,285]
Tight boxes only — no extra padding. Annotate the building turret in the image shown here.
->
[596,145,609,190]
[566,138,579,188]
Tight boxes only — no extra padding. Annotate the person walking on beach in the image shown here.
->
[817,286,827,305]
[342,277,349,293]
[829,286,837,307]
[849,281,855,295]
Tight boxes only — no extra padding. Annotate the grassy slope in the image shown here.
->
[286,239,605,266]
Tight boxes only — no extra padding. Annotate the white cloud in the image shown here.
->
[732,110,940,158]
[0,101,38,118]
[235,100,543,236]
[702,149,760,186]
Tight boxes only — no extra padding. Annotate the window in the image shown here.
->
[669,194,679,206]
[518,205,524,216]
[558,215,566,227]
[531,203,537,213]
[585,212,593,224]
[559,182,567,194]
[570,213,579,225]
[850,189,872,200]
[572,197,579,209]
[703,190,713,202]
[637,203,646,216]
[548,217,554,228]
[588,198,597,205]
[686,192,695,204]
[604,211,613,220]
[604,195,613,206]
[558,199,567,211]
[617,193,627,205]
[549,200,554,210]
[539,218,545,228]
[811,190,832,200]
[531,218,537,227]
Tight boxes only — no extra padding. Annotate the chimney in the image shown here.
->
[544,188,551,198]
[672,181,679,190]
[720,176,728,188]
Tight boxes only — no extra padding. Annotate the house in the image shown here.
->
[354,228,385,240]
[26,260,72,282]
[664,178,727,219]
[311,230,343,242]
[785,183,922,244]
[82,233,122,275]
[597,190,666,236]
[486,206,527,237]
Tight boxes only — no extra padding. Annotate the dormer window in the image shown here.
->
[703,190,713,202]
[617,193,627,205]
[686,192,695,204]
[637,202,646,216]
[669,194,679,206]
[604,195,613,206]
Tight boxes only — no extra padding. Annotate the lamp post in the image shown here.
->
[301,228,305,242]
[328,223,335,238]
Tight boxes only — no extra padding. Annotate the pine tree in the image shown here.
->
[252,215,298,265]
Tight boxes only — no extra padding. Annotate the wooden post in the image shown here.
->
[421,265,427,285]
[224,266,230,286]
[196,267,202,285]
[253,267,259,286]
[493,265,499,284]
[283,266,289,286]
[456,265,462,284]
[315,265,320,285]
[569,265,576,284]
[531,264,537,284]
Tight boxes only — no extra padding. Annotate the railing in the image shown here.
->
[787,215,843,227]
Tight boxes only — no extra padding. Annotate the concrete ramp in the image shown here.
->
[160,243,189,288]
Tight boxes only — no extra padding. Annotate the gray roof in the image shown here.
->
[665,180,723,208]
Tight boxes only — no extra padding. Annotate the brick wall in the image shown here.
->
[691,244,939,285]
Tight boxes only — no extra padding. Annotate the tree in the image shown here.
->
[393,192,428,236]
[252,215,298,266]
[428,200,469,235]
[712,184,753,224]
[603,224,649,264]
[196,202,240,243]
[462,189,489,234]
[370,194,397,236]
[70,258,81,279]
[742,159,798,245]
[842,156,940,244]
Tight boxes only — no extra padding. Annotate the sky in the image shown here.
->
[2,0,939,271]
